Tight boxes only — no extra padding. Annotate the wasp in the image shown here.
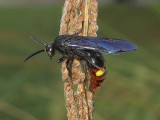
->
[24,35,137,91]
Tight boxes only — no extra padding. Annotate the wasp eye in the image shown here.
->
[49,48,52,52]
[46,43,55,57]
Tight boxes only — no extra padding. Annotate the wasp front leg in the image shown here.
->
[57,56,65,63]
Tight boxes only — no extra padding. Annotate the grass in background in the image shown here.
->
[0,5,160,120]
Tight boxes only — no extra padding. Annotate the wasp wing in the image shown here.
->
[66,36,137,54]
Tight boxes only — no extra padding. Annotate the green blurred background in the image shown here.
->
[0,0,160,120]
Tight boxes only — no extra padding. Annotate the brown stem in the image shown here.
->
[59,0,98,119]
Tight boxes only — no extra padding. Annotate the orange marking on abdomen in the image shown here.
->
[89,66,106,92]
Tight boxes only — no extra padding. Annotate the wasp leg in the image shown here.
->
[86,59,105,71]
[66,58,73,77]
[57,56,65,63]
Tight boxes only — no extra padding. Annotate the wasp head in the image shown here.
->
[45,43,55,58]
[24,36,55,62]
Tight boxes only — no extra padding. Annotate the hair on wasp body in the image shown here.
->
[24,35,137,91]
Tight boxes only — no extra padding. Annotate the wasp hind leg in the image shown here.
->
[86,60,105,71]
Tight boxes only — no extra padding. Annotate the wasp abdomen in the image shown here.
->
[84,51,106,92]
[89,67,106,92]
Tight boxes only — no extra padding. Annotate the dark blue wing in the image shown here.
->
[65,35,137,54]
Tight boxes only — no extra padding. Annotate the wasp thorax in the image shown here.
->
[46,43,55,57]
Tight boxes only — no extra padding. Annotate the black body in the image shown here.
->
[24,35,137,71]
[54,36,105,69]
[24,35,137,91]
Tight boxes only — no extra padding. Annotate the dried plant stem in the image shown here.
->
[59,0,98,119]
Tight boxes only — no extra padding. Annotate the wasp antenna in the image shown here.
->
[31,36,47,46]
[24,49,45,62]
